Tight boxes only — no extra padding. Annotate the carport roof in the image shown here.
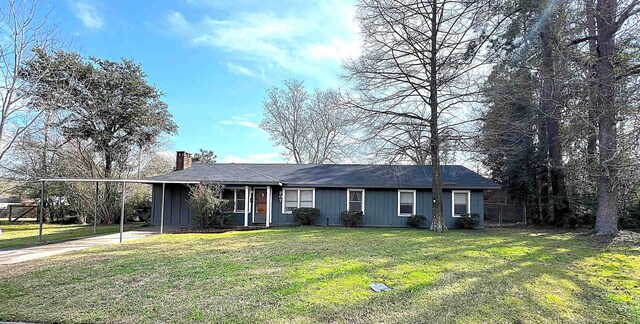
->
[147,163,500,189]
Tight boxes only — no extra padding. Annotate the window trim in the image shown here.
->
[233,189,246,213]
[452,190,471,217]
[397,189,416,217]
[346,188,365,214]
[282,188,316,214]
[224,187,246,213]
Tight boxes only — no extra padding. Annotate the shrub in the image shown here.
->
[619,216,640,230]
[619,200,640,230]
[340,210,363,227]
[455,213,479,229]
[188,183,235,228]
[125,185,152,222]
[292,207,320,225]
[566,216,578,228]
[407,215,426,228]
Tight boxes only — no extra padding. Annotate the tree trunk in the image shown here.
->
[102,148,117,224]
[429,0,447,233]
[540,21,570,224]
[535,102,551,224]
[594,0,618,235]
[585,0,598,167]
[430,118,446,232]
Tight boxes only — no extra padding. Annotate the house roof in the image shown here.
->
[148,163,500,190]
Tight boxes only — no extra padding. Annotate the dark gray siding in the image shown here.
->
[472,190,485,228]
[442,189,485,228]
[151,184,191,226]
[151,185,485,228]
[151,184,247,226]
[360,189,428,227]
[314,188,346,226]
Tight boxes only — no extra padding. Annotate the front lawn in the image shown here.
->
[0,228,638,323]
[0,222,146,249]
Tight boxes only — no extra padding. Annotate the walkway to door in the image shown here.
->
[0,226,164,266]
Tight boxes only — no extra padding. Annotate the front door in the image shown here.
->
[253,189,267,224]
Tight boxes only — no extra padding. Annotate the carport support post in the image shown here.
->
[119,181,126,243]
[93,181,98,234]
[38,180,45,242]
[244,186,249,227]
[160,182,165,234]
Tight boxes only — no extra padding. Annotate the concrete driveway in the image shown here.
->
[0,227,159,265]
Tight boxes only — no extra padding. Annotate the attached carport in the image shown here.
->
[37,178,199,243]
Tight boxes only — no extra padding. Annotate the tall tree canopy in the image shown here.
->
[20,49,177,223]
[260,79,354,164]
[479,0,640,233]
[344,0,514,232]
[193,149,217,164]
[22,49,177,178]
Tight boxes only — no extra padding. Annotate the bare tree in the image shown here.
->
[0,0,57,166]
[261,79,307,163]
[260,79,353,163]
[358,104,461,165]
[344,0,514,232]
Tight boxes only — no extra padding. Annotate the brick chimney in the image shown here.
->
[175,151,192,170]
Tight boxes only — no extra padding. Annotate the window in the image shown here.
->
[282,188,315,213]
[284,189,298,212]
[397,190,416,216]
[347,189,365,213]
[222,189,246,213]
[234,190,246,213]
[452,190,471,217]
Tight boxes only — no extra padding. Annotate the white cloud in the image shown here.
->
[227,62,262,78]
[237,120,260,129]
[165,1,361,85]
[166,11,189,33]
[70,1,104,29]
[219,115,261,130]
[307,38,361,61]
[222,152,282,163]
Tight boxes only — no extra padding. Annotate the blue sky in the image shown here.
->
[55,0,360,162]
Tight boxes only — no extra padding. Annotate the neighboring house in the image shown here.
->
[148,152,500,228]
[0,196,20,218]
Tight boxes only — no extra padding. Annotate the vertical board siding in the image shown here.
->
[443,190,454,228]
[472,191,485,228]
[442,190,485,228]
[151,185,486,228]
[151,184,160,226]
[150,184,193,226]
[314,188,346,226]
[363,189,403,227]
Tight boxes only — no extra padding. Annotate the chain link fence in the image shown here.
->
[484,203,526,227]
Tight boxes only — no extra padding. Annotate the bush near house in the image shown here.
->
[125,185,152,222]
[407,215,427,228]
[292,207,320,225]
[340,210,363,227]
[188,183,234,228]
[619,200,640,230]
[455,213,479,229]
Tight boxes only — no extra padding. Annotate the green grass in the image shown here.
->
[0,227,638,323]
[0,221,146,249]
